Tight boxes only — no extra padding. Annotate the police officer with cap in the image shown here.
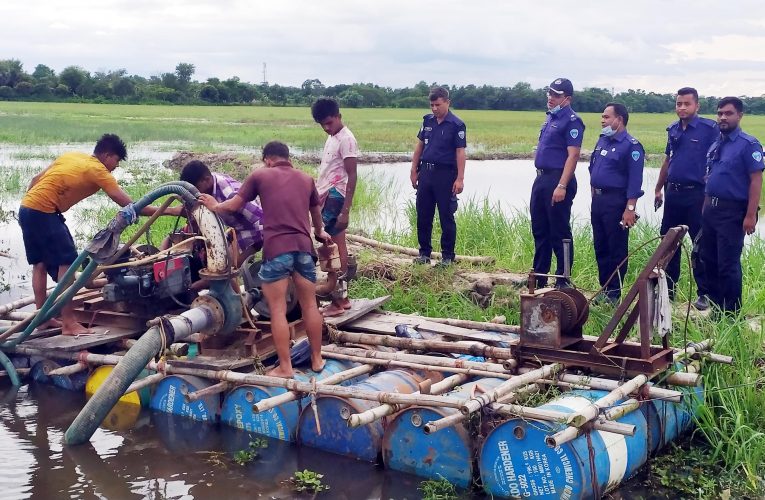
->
[410,86,466,266]
[531,78,584,287]
[654,87,718,309]
[699,96,763,313]
[589,102,644,303]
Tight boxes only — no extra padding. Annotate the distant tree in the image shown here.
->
[161,72,180,90]
[175,63,195,88]
[0,86,14,99]
[53,84,70,97]
[339,89,364,108]
[59,66,90,95]
[200,84,219,102]
[301,78,325,97]
[32,64,56,84]
[15,81,33,97]
[31,83,52,98]
[0,59,25,88]
[112,78,135,98]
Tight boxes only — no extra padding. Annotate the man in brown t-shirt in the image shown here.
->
[199,141,330,378]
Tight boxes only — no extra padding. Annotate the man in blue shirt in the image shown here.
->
[531,78,585,287]
[589,103,644,303]
[654,87,718,309]
[699,96,763,313]
[410,87,467,266]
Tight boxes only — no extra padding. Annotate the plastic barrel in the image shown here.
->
[382,377,505,488]
[298,368,433,462]
[149,374,219,422]
[86,365,151,407]
[30,359,88,392]
[219,359,362,441]
[480,389,650,500]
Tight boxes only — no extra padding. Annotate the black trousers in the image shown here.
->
[530,170,576,287]
[699,199,747,312]
[591,191,629,300]
[659,186,707,297]
[416,166,457,260]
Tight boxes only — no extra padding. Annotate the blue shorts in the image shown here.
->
[258,252,317,283]
[19,206,77,282]
[321,187,346,236]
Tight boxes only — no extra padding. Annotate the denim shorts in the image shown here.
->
[258,251,317,283]
[321,187,346,236]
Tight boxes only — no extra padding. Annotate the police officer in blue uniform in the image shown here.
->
[589,103,644,303]
[654,87,718,309]
[410,86,466,266]
[699,96,764,313]
[531,78,585,287]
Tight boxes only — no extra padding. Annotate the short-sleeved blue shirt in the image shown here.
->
[417,110,466,167]
[535,106,585,170]
[589,130,645,200]
[706,127,764,201]
[664,115,718,185]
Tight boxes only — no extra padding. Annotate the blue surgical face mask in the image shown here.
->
[601,125,616,137]
[549,104,562,115]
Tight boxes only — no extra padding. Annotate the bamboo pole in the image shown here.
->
[10,345,464,409]
[0,368,30,378]
[330,330,517,362]
[664,361,703,387]
[3,312,34,321]
[422,384,540,435]
[565,375,648,427]
[47,362,89,376]
[418,316,520,334]
[252,364,375,413]
[491,403,636,437]
[322,351,512,379]
[125,372,166,394]
[546,398,642,447]
[703,352,734,365]
[0,289,53,317]
[183,381,230,403]
[518,368,683,403]
[322,345,512,375]
[460,364,563,415]
[347,373,469,428]
[346,234,495,264]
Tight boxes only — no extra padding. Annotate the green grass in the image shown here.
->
[4,101,765,159]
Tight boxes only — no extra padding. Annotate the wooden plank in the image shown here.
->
[323,296,391,327]
[23,325,141,351]
[72,309,150,330]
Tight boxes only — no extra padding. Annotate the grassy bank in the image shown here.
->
[4,101,765,160]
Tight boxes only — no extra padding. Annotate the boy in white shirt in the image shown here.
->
[311,98,358,316]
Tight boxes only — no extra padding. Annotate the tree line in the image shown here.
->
[2,59,765,114]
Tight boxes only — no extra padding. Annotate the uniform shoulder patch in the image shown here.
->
[753,150,763,163]
[630,137,639,144]
[631,150,641,161]
[569,129,579,139]
[458,130,465,140]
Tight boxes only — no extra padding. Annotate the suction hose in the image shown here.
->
[63,304,216,445]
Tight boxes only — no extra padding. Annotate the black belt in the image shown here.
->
[592,187,626,196]
[420,161,455,171]
[706,196,747,209]
[535,168,562,176]
[667,182,703,191]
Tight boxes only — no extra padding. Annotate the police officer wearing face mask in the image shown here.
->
[531,78,584,288]
[410,86,466,266]
[654,87,718,309]
[589,102,644,303]
[699,96,764,314]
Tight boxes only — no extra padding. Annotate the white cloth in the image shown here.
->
[316,126,358,198]
[653,269,672,337]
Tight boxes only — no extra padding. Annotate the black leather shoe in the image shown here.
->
[412,255,431,265]
[435,258,454,268]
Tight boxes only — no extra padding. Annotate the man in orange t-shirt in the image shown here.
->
[19,134,173,336]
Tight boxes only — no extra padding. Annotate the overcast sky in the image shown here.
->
[3,1,765,96]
